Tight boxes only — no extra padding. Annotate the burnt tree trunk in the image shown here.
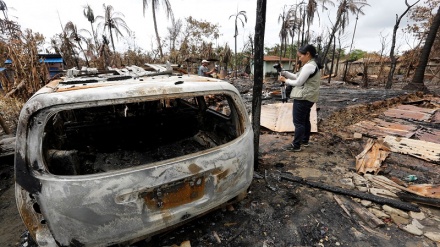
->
[327,35,336,84]
[406,5,440,91]
[362,60,369,88]
[281,174,420,212]
[321,0,344,71]
[252,0,266,169]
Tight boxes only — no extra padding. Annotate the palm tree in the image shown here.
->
[229,10,247,78]
[0,0,13,36]
[142,0,174,59]
[305,0,335,43]
[96,4,131,53]
[83,4,98,52]
[321,0,368,72]
[0,0,8,20]
[278,5,291,59]
[65,21,90,67]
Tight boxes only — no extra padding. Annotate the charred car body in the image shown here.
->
[15,65,254,246]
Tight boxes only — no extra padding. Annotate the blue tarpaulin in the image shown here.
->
[5,58,63,64]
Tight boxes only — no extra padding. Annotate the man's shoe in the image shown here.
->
[302,142,309,147]
[282,143,301,152]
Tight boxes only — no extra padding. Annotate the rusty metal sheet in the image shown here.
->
[396,104,437,114]
[348,118,417,138]
[143,176,205,210]
[260,103,317,133]
[414,127,440,144]
[383,104,440,122]
[407,184,440,199]
[384,136,440,162]
[432,110,440,123]
[356,138,390,175]
[383,108,432,122]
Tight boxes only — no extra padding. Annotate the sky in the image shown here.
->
[7,0,425,55]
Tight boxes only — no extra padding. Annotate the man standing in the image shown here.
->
[198,59,215,77]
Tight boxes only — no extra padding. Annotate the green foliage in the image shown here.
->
[348,49,366,61]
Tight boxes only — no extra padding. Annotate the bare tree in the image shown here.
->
[377,32,389,83]
[252,0,267,169]
[167,18,182,55]
[342,4,367,82]
[385,0,421,89]
[142,0,173,59]
[405,5,440,91]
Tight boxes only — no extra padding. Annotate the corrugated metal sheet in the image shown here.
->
[383,105,436,122]
[415,127,440,144]
[348,118,417,138]
[40,58,63,63]
[5,58,63,64]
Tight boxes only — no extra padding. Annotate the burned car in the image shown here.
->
[15,65,254,246]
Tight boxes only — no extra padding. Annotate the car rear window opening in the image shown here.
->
[41,94,244,175]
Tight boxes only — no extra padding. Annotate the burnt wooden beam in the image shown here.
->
[281,174,420,212]
[397,192,440,208]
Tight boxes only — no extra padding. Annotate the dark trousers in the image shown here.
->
[292,99,315,148]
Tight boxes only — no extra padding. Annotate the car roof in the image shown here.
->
[24,74,240,114]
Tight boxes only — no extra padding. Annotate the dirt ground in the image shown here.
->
[1,78,440,247]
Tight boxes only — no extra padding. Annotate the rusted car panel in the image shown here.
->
[15,74,253,246]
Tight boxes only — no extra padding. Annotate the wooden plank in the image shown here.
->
[339,195,385,228]
[260,103,317,133]
[383,136,440,162]
[364,174,428,197]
